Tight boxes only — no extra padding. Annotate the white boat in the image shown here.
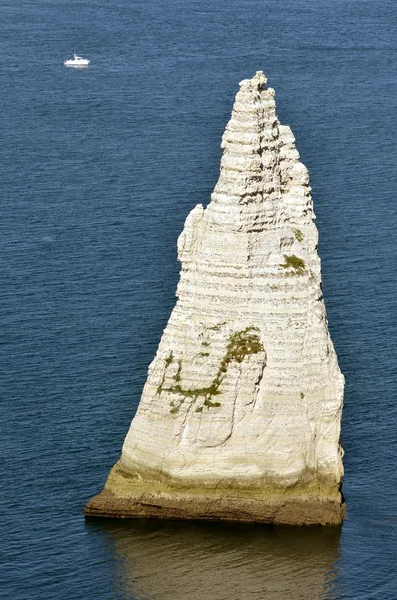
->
[64,52,90,67]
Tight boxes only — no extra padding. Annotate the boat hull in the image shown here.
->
[64,60,90,67]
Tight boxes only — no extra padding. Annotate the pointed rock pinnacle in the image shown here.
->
[85,72,345,526]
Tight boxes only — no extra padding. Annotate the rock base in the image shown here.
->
[85,465,345,526]
[85,492,345,526]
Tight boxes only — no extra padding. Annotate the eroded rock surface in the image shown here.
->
[85,72,345,525]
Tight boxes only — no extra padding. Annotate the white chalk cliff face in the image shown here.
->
[86,72,345,525]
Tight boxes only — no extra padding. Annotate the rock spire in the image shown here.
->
[85,71,345,525]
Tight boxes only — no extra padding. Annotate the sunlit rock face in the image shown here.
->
[86,72,345,525]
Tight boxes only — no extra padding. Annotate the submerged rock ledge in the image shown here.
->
[85,71,345,526]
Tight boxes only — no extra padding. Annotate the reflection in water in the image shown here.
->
[89,519,344,600]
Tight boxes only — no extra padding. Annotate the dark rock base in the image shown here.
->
[85,490,345,526]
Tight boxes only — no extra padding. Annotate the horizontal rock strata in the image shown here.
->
[86,71,345,526]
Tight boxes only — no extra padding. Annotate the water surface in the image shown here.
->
[1,0,397,598]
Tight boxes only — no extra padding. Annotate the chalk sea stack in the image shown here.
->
[85,72,345,525]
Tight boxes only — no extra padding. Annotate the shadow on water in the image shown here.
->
[86,518,344,600]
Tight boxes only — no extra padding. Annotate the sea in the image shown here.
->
[1,0,397,598]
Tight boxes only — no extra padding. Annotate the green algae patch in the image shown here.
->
[165,351,174,368]
[223,328,263,365]
[157,351,174,394]
[203,399,221,408]
[282,254,305,275]
[160,327,264,413]
[174,360,182,383]
[166,381,221,414]
[293,228,304,242]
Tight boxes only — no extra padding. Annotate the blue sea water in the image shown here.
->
[1,0,397,598]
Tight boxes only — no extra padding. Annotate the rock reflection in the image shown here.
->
[95,519,343,600]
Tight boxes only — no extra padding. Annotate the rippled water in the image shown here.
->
[1,0,397,598]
